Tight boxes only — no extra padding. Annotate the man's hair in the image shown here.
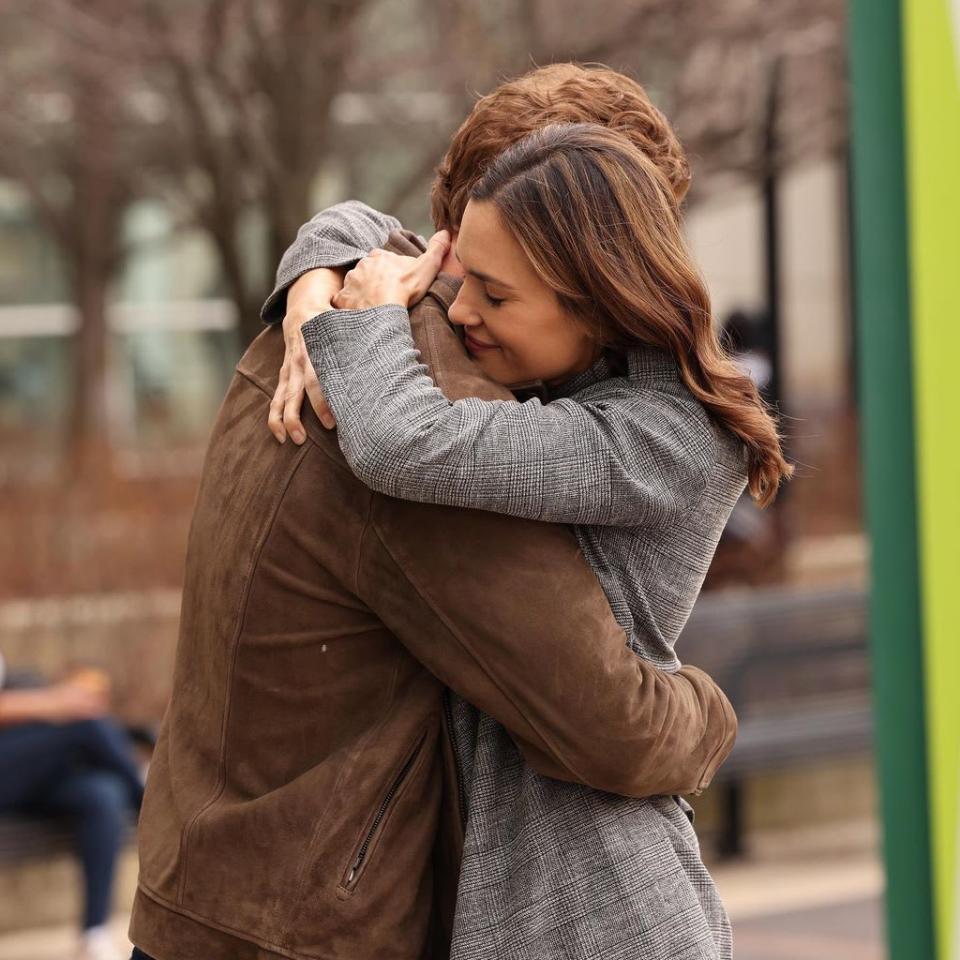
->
[429,62,691,231]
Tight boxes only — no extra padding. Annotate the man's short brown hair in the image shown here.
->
[430,62,691,231]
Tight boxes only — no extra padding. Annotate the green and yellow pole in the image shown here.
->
[849,1,960,957]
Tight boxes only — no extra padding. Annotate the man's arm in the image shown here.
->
[358,491,736,799]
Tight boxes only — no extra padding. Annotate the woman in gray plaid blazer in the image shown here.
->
[294,125,792,959]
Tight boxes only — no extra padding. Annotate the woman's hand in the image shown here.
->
[268,267,345,443]
[271,315,336,440]
[331,231,450,311]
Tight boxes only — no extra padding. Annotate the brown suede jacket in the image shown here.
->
[129,234,736,960]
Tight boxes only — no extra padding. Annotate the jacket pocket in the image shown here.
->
[339,728,429,894]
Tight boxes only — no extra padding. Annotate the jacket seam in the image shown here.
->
[356,491,374,596]
[366,512,594,790]
[176,440,311,904]
[137,881,335,960]
[235,367,353,475]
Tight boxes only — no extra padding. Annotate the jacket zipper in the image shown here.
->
[343,730,427,889]
[442,687,467,828]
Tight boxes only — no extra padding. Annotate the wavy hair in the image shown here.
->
[471,123,793,506]
[430,62,691,231]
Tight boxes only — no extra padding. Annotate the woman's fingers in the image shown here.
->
[282,363,307,444]
[330,244,452,310]
[269,354,335,437]
[408,231,450,304]
[425,231,451,262]
[268,371,290,442]
[304,364,336,429]
[269,325,321,442]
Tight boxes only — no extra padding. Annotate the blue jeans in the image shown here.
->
[0,717,144,928]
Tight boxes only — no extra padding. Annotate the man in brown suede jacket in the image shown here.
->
[130,68,735,960]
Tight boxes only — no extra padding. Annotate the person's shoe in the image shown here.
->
[74,925,124,960]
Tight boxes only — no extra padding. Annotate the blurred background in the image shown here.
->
[0,0,910,957]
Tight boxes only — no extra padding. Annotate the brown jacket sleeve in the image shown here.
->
[359,492,735,798]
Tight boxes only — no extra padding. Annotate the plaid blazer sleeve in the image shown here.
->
[260,201,405,324]
[302,304,711,527]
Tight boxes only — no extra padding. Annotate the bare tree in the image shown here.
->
[0,0,148,477]
[664,0,847,195]
[129,0,378,343]
[377,0,847,215]
[0,0,846,481]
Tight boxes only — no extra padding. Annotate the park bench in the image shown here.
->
[0,724,153,868]
[0,814,137,863]
[0,813,138,935]
[681,583,872,857]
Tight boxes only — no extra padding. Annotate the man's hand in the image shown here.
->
[331,231,450,311]
[268,267,345,443]
[0,682,110,727]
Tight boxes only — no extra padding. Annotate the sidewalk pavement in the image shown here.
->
[718,840,884,960]
[0,824,885,960]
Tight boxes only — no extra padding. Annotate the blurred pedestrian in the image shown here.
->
[0,653,144,960]
[723,307,774,401]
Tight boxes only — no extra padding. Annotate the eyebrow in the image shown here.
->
[467,268,515,292]
[454,250,515,292]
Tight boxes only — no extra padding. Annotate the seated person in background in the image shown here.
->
[0,652,144,960]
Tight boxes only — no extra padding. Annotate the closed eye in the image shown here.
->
[483,289,505,308]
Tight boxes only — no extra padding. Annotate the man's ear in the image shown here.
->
[439,231,462,277]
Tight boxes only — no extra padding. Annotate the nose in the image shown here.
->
[448,288,473,329]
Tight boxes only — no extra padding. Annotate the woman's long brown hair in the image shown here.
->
[471,123,793,506]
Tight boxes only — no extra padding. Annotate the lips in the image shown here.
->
[464,332,498,351]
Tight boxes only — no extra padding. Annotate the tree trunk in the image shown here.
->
[212,214,266,348]
[65,67,125,482]
[68,267,111,481]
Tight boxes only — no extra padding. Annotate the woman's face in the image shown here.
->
[447,199,599,387]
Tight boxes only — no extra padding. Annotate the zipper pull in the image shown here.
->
[346,853,362,885]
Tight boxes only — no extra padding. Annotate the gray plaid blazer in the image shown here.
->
[264,202,748,960]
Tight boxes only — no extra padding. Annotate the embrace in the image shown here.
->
[130,63,790,960]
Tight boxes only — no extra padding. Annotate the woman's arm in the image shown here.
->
[260,201,405,325]
[302,303,712,527]
[263,200,414,442]
[267,266,346,439]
